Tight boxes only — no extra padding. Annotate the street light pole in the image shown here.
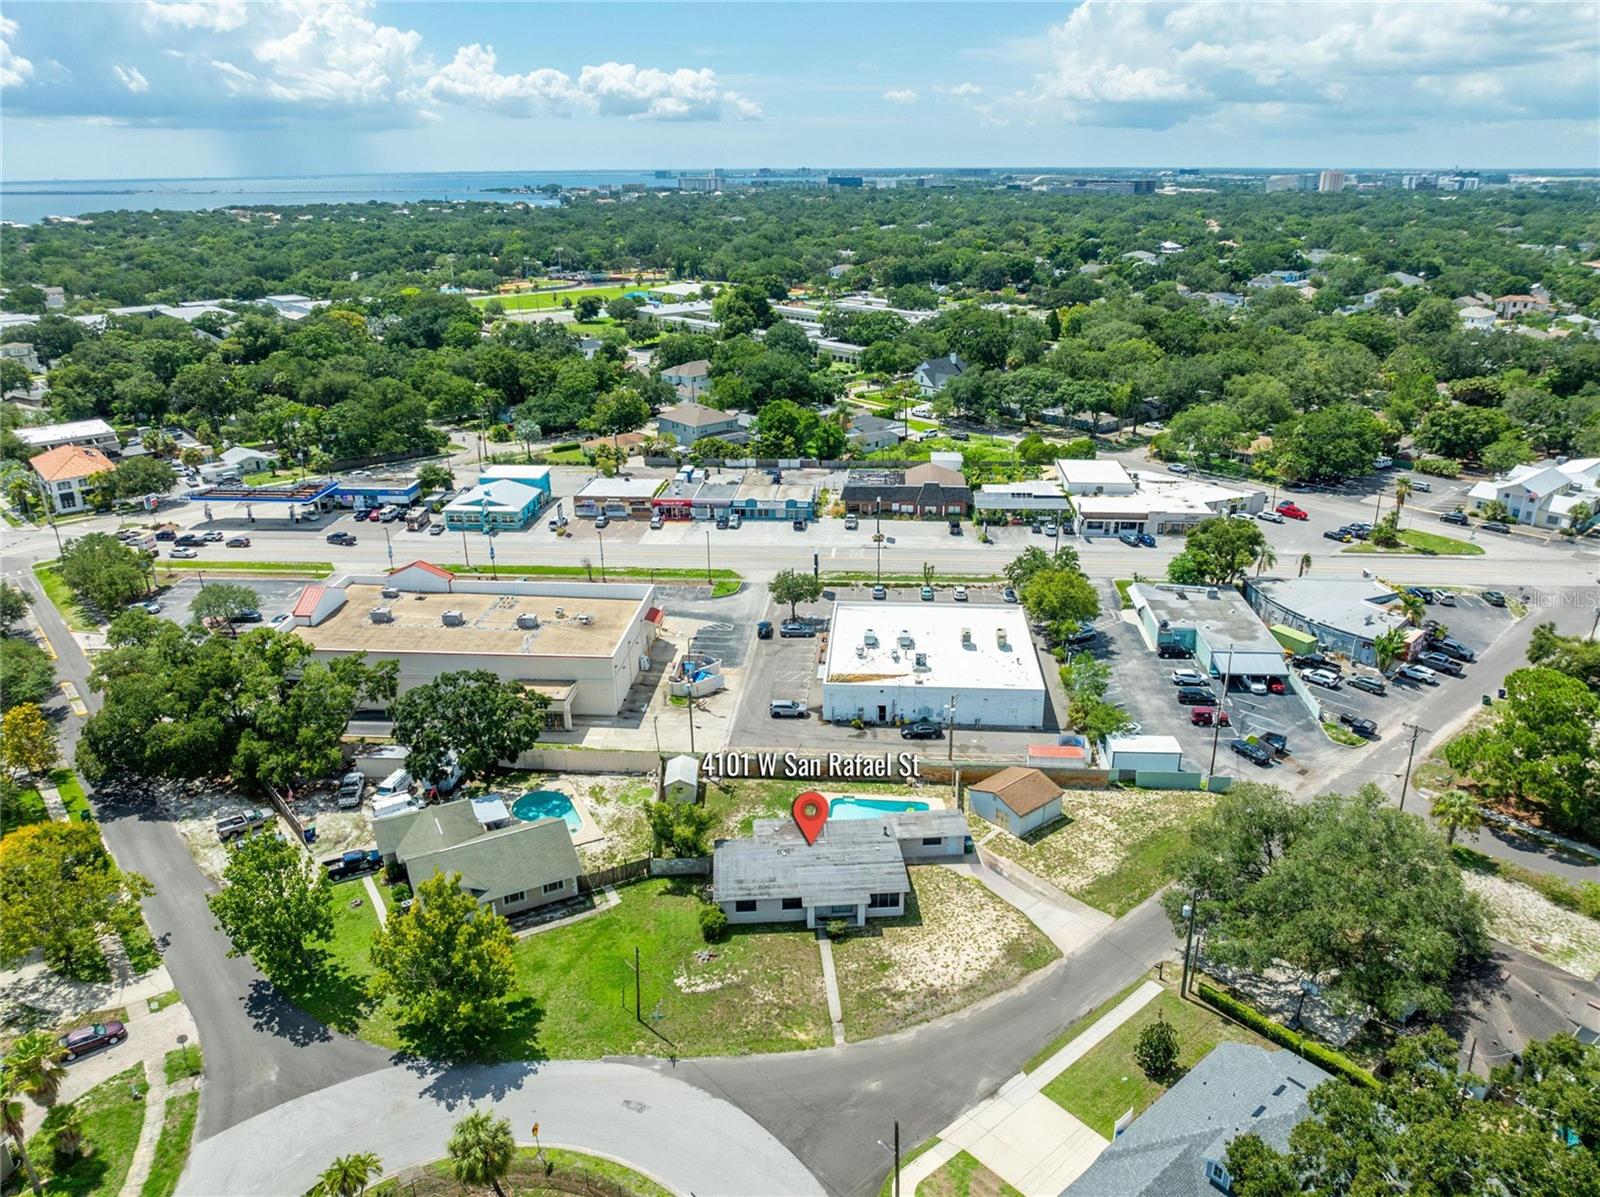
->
[597,525,606,581]
[705,530,712,586]
[1180,897,1197,996]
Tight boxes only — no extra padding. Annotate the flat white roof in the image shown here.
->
[1104,734,1183,756]
[576,477,664,499]
[1055,459,1132,486]
[478,465,550,484]
[15,418,115,445]
[824,602,1045,693]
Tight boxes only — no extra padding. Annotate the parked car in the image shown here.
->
[226,536,251,548]
[337,771,365,808]
[175,533,202,546]
[1397,663,1439,685]
[1406,586,1436,604]
[215,809,272,841]
[900,722,944,740]
[1169,462,1191,475]
[327,531,358,546]
[1064,628,1100,649]
[1002,587,1018,604]
[231,608,263,624]
[769,699,806,719]
[1291,653,1339,673]
[323,849,383,881]
[1418,651,1464,676]
[1322,529,1352,542]
[728,513,742,529]
[1242,676,1268,695]
[1231,739,1273,767]
[1267,677,1287,695]
[756,620,773,640]
[1410,478,1432,492]
[872,585,888,601]
[169,546,199,558]
[1435,638,1476,661]
[594,514,610,529]
[1302,668,1342,690]
[1041,522,1058,537]
[58,1020,126,1061]
[429,523,445,536]
[1260,732,1289,757]
[1347,674,1387,696]
[1137,532,1156,547]
[1170,669,1207,687]
[920,586,935,601]
[1176,686,1216,706]
[1439,510,1470,526]
[715,515,728,529]
[1118,531,1141,546]
[948,519,962,536]
[201,531,224,543]
[1157,643,1191,659]
[844,514,858,530]
[792,519,807,531]
[779,621,815,638]
[364,508,383,522]
[1482,521,1511,534]
[1338,712,1379,738]
[1482,589,1506,607]
[1257,510,1285,523]
[374,769,412,800]
[1275,502,1308,520]
[649,512,664,529]
[952,586,969,602]
[155,529,177,541]
[1190,706,1230,727]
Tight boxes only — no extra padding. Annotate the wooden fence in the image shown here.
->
[576,857,650,894]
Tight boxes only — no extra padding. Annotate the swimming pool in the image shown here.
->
[828,796,931,820]
[511,790,583,833]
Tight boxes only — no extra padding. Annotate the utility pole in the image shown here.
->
[634,945,641,1021]
[705,530,712,586]
[597,524,606,581]
[1180,896,1197,996]
[1207,646,1235,775]
[946,701,956,762]
[1399,722,1430,812]
[687,691,696,755]
[893,1119,901,1197]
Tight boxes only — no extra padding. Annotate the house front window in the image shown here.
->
[1205,1158,1232,1192]
[541,880,565,894]
[781,896,802,911]
[503,890,526,905]
[868,892,900,909]
[735,899,757,913]
[922,836,943,846]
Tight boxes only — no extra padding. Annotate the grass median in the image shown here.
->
[1342,529,1484,556]
[449,563,742,597]
[32,563,98,631]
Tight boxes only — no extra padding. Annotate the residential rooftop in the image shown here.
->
[823,602,1046,693]
[713,818,909,907]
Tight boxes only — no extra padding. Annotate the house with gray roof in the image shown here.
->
[845,413,903,452]
[656,401,741,445]
[1068,1043,1330,1197]
[374,796,582,918]
[713,808,966,928]
[913,353,967,395]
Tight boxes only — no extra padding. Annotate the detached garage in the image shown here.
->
[1102,734,1184,777]
[968,767,1064,837]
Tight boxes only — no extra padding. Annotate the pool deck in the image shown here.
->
[815,791,949,814]
[509,791,606,849]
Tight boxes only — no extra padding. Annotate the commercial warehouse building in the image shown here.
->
[1243,579,1411,668]
[1071,470,1265,535]
[573,476,665,519]
[1127,583,1289,679]
[285,561,663,726]
[821,602,1047,729]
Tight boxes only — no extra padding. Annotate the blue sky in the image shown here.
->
[2,1,1596,181]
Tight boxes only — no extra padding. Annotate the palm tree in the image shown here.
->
[1399,592,1425,627]
[1393,476,1412,527]
[1431,789,1483,845]
[1373,626,1410,672]
[312,1152,384,1197]
[40,1104,84,1162]
[1,1083,43,1196]
[1297,553,1312,578]
[6,1033,65,1110]
[448,1108,516,1197]
[1254,544,1277,578]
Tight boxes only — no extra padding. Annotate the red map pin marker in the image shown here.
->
[792,791,829,845]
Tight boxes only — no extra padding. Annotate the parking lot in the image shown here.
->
[150,576,307,626]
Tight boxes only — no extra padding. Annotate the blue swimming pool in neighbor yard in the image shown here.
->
[511,790,583,833]
[828,796,930,820]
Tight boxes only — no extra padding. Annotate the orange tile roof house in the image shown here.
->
[967,766,1065,837]
[29,444,115,514]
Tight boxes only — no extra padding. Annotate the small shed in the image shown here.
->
[1102,734,1183,775]
[967,766,1064,837]
[663,755,701,804]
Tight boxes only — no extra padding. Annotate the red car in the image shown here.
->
[365,509,383,522]
[1275,502,1309,520]
[1190,706,1230,727]
[58,1020,126,1061]
[1267,677,1287,695]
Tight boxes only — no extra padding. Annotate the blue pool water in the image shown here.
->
[511,790,583,833]
[828,796,930,820]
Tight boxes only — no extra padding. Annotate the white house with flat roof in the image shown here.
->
[822,602,1047,729]
[1055,459,1135,495]
[285,562,662,725]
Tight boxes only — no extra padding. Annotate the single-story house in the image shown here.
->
[374,796,582,919]
[967,767,1064,837]
[713,809,966,929]
[846,414,902,453]
[840,463,971,517]
[1066,1043,1331,1196]
[580,430,648,457]
[656,402,741,445]
[578,337,605,360]
[913,353,967,396]
[660,359,712,399]
[29,444,114,514]
[220,446,276,474]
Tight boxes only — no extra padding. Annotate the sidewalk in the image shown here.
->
[945,853,1113,956]
[899,980,1163,1196]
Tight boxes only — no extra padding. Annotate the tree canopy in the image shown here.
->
[389,670,549,785]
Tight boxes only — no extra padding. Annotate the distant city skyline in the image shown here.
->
[2,1,1597,182]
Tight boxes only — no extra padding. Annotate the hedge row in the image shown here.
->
[1453,846,1600,920]
[1196,983,1382,1091]
[1413,456,1462,478]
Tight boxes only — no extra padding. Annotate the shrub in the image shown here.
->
[698,904,728,942]
[390,882,412,904]
[825,918,853,940]
[1581,881,1600,921]
[1134,1014,1180,1080]
[1196,983,1380,1090]
[1414,456,1461,478]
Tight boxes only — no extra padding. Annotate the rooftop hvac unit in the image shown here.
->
[898,630,914,647]
[576,613,593,625]
[961,627,972,644]
[381,587,400,599]
[516,613,540,630]
[554,606,566,618]
[440,610,465,627]
[863,628,878,646]
[369,607,394,624]
[856,645,866,658]
[914,652,928,670]
[1207,588,1219,600]
[996,628,1008,647]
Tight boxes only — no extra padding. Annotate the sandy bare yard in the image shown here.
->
[1464,872,1600,979]
[829,864,1059,1041]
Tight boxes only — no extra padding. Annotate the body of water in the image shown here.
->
[0,168,818,224]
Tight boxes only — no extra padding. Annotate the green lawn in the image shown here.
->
[449,563,741,595]
[154,561,334,577]
[1343,529,1484,556]
[144,991,182,1016]
[162,1044,203,1085]
[53,771,90,820]
[32,564,98,631]
[831,867,1058,1042]
[137,1092,199,1197]
[22,1063,148,1197]
[2,784,48,833]
[916,1150,1024,1197]
[1024,975,1151,1074]
[1041,989,1262,1136]
[241,468,295,486]
[475,285,636,311]
[371,1146,671,1197]
[1321,720,1366,747]
[879,1139,941,1197]
[278,880,388,1041]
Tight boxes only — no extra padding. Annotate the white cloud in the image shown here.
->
[113,64,150,93]
[882,88,919,105]
[141,1,249,34]
[993,0,1599,131]
[424,46,761,121]
[1,16,34,88]
[949,83,983,98]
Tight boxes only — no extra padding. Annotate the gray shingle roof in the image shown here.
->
[714,819,908,907]
[395,799,581,904]
[1068,1043,1330,1197]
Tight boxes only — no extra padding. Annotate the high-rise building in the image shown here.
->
[1265,174,1302,192]
[1318,170,1346,193]
[677,172,722,193]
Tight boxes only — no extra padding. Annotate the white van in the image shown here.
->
[375,769,412,800]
